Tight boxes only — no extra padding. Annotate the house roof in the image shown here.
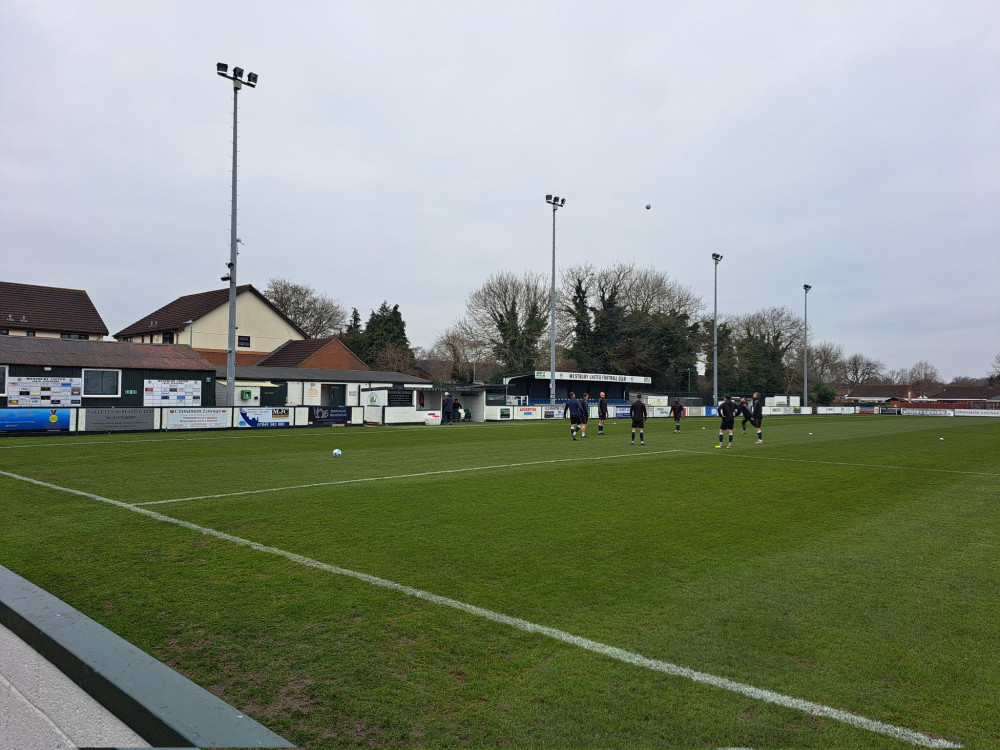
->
[113,285,306,339]
[0,336,215,371]
[0,281,109,336]
[930,385,1000,401]
[257,338,331,366]
[218,365,430,386]
[844,383,915,400]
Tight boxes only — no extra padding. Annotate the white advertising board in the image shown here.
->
[166,408,230,430]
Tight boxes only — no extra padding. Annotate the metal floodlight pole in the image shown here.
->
[712,253,723,408]
[216,63,257,407]
[545,195,565,405]
[803,284,811,409]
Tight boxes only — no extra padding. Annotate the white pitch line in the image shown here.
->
[0,470,963,749]
[133,450,684,506]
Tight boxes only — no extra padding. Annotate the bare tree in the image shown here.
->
[906,360,942,397]
[431,320,496,382]
[809,340,845,384]
[949,375,986,386]
[884,368,910,385]
[991,352,1000,379]
[263,278,346,338]
[843,353,885,387]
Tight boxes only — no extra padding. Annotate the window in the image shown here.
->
[26,331,35,337]
[162,332,174,344]
[238,336,251,347]
[60,333,89,340]
[0,329,8,335]
[82,368,121,397]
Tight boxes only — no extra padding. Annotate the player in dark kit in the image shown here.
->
[597,392,609,435]
[630,396,648,445]
[716,394,738,449]
[751,391,764,444]
[564,391,585,441]
[739,396,754,433]
[669,398,685,433]
[580,393,590,438]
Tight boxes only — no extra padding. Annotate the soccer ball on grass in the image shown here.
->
[332,448,342,457]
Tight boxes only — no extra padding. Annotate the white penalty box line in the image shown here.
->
[0,469,963,749]
[134,449,686,507]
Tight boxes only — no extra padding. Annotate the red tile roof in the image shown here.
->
[0,336,215,370]
[0,281,109,336]
[256,338,368,370]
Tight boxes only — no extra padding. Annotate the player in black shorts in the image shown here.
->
[564,391,585,441]
[597,392,609,435]
[716,394,738,449]
[669,398,685,433]
[630,396,648,445]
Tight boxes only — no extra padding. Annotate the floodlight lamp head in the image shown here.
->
[545,194,552,202]
[712,253,723,262]
[232,67,244,79]
[246,72,258,86]
[221,274,231,282]
[216,62,228,75]
[804,284,812,292]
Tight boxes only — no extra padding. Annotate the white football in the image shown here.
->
[332,448,342,457]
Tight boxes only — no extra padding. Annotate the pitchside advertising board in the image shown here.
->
[0,408,71,430]
[143,379,202,406]
[165,408,229,430]
[86,408,155,431]
[237,407,291,428]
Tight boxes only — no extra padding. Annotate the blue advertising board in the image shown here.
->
[0,408,71,431]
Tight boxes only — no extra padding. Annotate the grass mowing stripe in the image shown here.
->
[1,468,964,749]
[682,449,999,476]
[132,449,685,506]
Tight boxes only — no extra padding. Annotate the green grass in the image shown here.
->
[1,416,997,749]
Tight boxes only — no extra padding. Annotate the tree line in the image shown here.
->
[263,272,999,400]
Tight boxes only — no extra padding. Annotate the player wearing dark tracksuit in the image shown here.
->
[751,392,764,443]
[739,397,754,432]
[598,392,609,435]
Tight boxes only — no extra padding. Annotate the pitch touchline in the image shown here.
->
[134,450,684,506]
[0,470,962,748]
[685,450,998,476]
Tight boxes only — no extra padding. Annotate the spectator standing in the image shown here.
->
[442,391,454,425]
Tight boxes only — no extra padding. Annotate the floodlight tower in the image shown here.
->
[712,253,723,408]
[216,62,258,408]
[803,284,812,410]
[545,195,566,405]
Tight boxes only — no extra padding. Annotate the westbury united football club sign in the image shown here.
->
[534,371,652,385]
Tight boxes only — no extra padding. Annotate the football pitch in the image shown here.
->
[1,416,997,749]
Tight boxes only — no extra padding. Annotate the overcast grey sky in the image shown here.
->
[2,0,997,380]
